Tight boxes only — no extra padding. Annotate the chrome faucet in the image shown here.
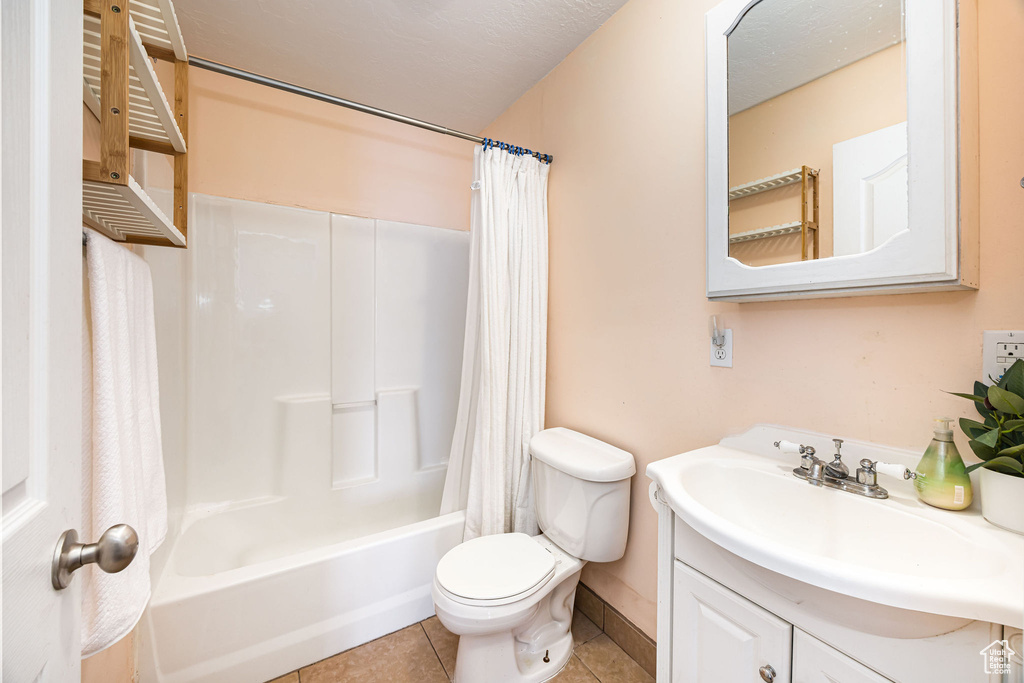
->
[775,439,889,499]
[825,438,849,480]
[805,455,827,487]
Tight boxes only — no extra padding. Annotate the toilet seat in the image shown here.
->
[436,533,556,606]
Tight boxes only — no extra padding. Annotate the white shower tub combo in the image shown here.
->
[138,195,472,682]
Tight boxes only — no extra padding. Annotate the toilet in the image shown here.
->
[432,428,636,682]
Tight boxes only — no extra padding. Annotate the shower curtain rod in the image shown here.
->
[187,57,553,164]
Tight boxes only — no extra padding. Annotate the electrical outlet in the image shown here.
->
[710,328,733,368]
[983,331,1024,384]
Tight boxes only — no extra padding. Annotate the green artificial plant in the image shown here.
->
[951,358,1024,478]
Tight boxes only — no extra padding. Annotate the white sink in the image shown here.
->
[647,425,1024,628]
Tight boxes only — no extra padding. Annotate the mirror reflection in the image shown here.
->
[727,0,907,266]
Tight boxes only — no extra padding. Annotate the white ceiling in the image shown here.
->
[173,0,628,133]
[728,0,905,114]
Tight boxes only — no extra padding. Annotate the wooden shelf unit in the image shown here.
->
[729,165,820,260]
[82,0,189,248]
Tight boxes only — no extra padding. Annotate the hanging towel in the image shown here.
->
[81,228,167,657]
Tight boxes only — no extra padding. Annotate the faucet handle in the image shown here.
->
[774,440,815,457]
[875,461,919,481]
[857,459,917,486]
[856,459,877,486]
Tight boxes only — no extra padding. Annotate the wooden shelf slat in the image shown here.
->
[83,13,186,153]
[131,0,187,61]
[82,160,185,247]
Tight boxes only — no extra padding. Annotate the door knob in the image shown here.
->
[759,664,777,682]
[51,524,139,590]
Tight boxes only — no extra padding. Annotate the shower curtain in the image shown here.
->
[440,143,550,541]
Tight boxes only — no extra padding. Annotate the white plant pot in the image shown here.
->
[980,467,1024,535]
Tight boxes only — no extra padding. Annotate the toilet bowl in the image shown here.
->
[432,428,635,682]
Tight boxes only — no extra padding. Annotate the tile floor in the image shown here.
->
[267,611,654,683]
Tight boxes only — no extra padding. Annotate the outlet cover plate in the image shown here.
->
[983,330,1024,384]
[710,328,733,368]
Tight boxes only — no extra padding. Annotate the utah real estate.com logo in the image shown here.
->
[980,639,1017,675]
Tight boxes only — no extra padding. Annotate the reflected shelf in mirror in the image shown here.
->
[728,165,819,261]
[728,167,803,199]
[728,221,802,245]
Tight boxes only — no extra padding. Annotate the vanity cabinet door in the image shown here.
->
[673,561,792,683]
[793,630,892,683]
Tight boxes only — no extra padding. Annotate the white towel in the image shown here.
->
[81,228,167,657]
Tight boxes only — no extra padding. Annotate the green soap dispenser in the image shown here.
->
[914,418,973,511]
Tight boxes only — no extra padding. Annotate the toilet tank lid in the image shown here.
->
[530,428,635,482]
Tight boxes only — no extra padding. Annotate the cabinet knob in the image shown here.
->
[759,664,776,682]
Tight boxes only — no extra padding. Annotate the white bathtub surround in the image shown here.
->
[442,146,550,540]
[166,196,468,510]
[138,195,470,681]
[187,197,332,506]
[82,229,167,656]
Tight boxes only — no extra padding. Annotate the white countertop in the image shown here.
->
[646,424,1024,628]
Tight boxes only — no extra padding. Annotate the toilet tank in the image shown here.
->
[530,428,636,563]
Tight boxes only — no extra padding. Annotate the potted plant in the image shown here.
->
[952,358,1024,534]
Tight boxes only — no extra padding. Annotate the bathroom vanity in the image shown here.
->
[647,426,1024,683]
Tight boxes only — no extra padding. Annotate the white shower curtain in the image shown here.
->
[440,143,550,541]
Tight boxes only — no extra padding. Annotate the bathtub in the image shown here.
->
[139,504,465,683]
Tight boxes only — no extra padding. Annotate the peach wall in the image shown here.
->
[185,65,473,229]
[81,631,136,683]
[729,45,906,266]
[483,0,1024,639]
[86,63,473,230]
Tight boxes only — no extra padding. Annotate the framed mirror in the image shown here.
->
[705,0,978,301]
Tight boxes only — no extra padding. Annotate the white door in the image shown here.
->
[673,561,792,683]
[832,122,909,257]
[2,0,84,679]
[792,630,893,683]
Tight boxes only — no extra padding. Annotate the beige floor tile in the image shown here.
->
[299,625,449,683]
[265,673,298,683]
[421,616,459,680]
[551,654,600,682]
[571,611,602,649]
[576,634,655,683]
[603,608,657,678]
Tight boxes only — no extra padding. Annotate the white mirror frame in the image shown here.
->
[706,0,978,301]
